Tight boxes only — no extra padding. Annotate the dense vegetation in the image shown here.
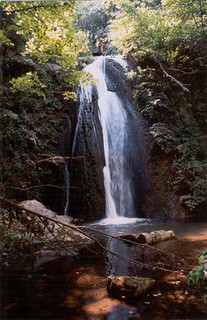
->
[1,0,207,221]
[0,1,92,211]
[107,0,207,217]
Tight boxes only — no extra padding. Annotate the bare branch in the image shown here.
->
[152,55,190,92]
[168,68,197,75]
[5,184,79,191]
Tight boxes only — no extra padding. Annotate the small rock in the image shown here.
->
[107,276,155,300]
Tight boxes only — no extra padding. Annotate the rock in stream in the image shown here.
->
[107,276,155,300]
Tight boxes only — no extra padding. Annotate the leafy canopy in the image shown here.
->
[1,1,91,88]
[108,0,207,64]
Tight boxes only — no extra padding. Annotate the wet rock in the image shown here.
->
[68,83,105,221]
[34,250,78,268]
[107,276,155,300]
[12,56,36,69]
[119,230,176,245]
[45,62,60,72]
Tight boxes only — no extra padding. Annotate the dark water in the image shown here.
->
[1,219,207,320]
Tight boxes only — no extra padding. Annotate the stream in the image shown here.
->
[1,218,207,320]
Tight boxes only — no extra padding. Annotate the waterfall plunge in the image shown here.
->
[76,56,135,219]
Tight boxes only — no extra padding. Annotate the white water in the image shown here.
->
[77,56,135,219]
[97,217,145,226]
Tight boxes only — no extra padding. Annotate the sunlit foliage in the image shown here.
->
[109,0,207,64]
[1,1,89,85]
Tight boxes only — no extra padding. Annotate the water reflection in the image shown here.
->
[105,238,133,276]
[107,305,139,320]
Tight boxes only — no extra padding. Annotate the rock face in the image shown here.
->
[68,85,106,221]
[119,230,176,245]
[107,276,155,300]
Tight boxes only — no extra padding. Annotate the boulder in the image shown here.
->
[119,230,176,245]
[45,62,61,73]
[20,200,59,220]
[19,200,89,242]
[107,276,155,300]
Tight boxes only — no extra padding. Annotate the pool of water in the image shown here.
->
[1,218,207,319]
[91,217,207,240]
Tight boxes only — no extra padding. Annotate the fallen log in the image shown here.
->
[119,230,176,245]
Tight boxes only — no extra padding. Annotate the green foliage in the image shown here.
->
[0,227,43,255]
[0,29,13,46]
[109,0,207,66]
[142,98,169,120]
[1,59,69,201]
[77,0,115,53]
[133,53,207,215]
[198,250,207,265]
[150,123,176,153]
[9,72,46,98]
[63,91,77,101]
[1,1,94,212]
[171,127,207,211]
[179,176,207,211]
[1,1,90,88]
[102,45,118,56]
[188,265,207,287]
[188,249,207,291]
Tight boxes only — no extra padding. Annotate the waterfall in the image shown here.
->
[77,56,135,218]
[66,55,147,220]
[63,163,70,215]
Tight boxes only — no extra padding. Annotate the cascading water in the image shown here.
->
[63,164,70,215]
[76,56,136,219]
[66,55,147,221]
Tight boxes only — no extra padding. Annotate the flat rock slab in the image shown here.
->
[107,276,155,300]
[20,200,90,242]
[119,230,176,245]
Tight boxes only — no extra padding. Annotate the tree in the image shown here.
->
[109,0,207,66]
[76,0,116,54]
[1,1,90,87]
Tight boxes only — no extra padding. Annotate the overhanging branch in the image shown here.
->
[152,54,190,92]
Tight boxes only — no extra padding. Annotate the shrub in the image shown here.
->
[188,249,207,293]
